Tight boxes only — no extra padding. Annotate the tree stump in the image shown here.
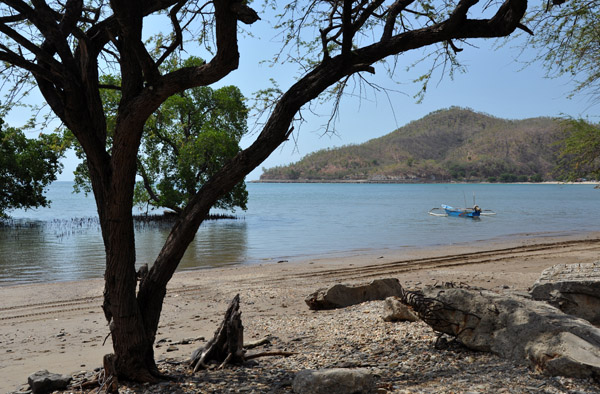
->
[190,294,245,371]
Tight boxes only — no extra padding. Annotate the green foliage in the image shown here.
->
[135,83,248,213]
[74,57,249,213]
[556,119,600,181]
[530,174,544,183]
[499,173,518,182]
[0,119,64,217]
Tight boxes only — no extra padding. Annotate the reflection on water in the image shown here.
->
[0,218,248,285]
[177,221,248,270]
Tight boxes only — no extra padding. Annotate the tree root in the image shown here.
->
[190,294,245,372]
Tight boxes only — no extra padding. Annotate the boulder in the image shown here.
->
[305,278,402,310]
[530,261,600,325]
[404,286,600,378]
[292,368,375,394]
[382,296,419,322]
[28,370,71,394]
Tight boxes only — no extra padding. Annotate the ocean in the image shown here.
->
[1,182,599,285]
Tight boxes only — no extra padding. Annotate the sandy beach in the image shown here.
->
[2,232,600,393]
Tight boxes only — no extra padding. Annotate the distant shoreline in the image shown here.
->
[250,179,600,185]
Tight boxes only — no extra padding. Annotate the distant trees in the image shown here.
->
[0,119,64,218]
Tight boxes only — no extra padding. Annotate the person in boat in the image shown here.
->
[473,205,481,213]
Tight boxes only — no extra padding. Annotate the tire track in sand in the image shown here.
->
[2,238,598,323]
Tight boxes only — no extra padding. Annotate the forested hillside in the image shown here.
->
[259,107,563,182]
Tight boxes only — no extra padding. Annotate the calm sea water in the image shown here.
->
[1,182,599,285]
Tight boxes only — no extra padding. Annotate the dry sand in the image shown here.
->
[1,232,600,393]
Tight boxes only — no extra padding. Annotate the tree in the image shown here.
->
[556,118,600,180]
[72,57,249,215]
[0,119,64,218]
[0,0,531,383]
[134,81,248,214]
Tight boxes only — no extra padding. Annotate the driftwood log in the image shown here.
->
[191,294,245,372]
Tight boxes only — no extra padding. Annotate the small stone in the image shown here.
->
[293,368,376,394]
[382,296,419,322]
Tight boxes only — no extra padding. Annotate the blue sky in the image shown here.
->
[17,13,593,182]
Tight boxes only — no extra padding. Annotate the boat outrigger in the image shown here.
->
[429,204,496,218]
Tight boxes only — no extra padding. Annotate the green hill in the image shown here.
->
[259,107,563,182]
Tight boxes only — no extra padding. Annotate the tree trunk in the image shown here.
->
[95,131,162,381]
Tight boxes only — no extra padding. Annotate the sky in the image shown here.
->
[7,6,597,182]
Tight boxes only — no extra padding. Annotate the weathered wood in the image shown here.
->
[191,294,245,372]
[101,354,119,394]
[244,337,271,349]
[245,351,296,360]
[400,285,600,379]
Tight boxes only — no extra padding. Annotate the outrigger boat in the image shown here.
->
[429,204,496,218]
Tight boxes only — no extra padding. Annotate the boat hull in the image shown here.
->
[442,204,481,218]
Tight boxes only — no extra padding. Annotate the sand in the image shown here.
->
[1,232,600,392]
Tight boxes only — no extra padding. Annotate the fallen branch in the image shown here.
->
[244,337,271,349]
[245,351,297,360]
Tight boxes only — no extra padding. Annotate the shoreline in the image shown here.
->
[1,229,598,289]
[250,179,600,185]
[2,232,600,392]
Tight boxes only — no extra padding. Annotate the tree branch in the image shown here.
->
[341,0,354,56]
[382,0,415,41]
[156,0,186,67]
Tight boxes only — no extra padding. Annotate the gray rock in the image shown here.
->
[530,261,600,325]
[411,286,600,378]
[382,296,419,322]
[28,370,71,394]
[293,368,375,394]
[306,278,402,310]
